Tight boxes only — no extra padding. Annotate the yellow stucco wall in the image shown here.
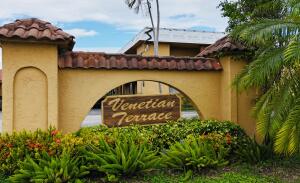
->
[1,41,257,136]
[58,69,221,133]
[2,42,58,133]
[220,57,256,136]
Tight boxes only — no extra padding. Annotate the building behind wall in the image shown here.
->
[119,28,225,95]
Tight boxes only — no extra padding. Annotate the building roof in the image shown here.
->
[120,27,225,53]
[0,18,75,51]
[59,51,222,71]
[198,36,247,57]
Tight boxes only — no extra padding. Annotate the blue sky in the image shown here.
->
[63,21,137,52]
[0,0,228,53]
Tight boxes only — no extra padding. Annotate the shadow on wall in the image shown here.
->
[81,80,199,127]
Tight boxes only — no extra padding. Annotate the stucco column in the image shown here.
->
[219,56,257,136]
[0,18,74,133]
[2,42,59,132]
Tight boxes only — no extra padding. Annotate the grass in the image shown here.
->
[117,158,300,183]
[134,172,280,183]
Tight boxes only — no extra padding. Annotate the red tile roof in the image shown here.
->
[198,36,246,57]
[0,18,75,50]
[59,52,222,71]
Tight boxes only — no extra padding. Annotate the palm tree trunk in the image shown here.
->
[154,0,160,57]
[146,0,157,56]
[155,0,162,93]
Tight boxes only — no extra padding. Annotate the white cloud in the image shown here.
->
[64,28,98,38]
[74,47,121,53]
[0,0,228,31]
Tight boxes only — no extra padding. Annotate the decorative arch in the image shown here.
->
[86,79,204,119]
[13,67,48,131]
[58,69,221,133]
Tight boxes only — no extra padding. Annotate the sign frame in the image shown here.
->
[101,94,182,127]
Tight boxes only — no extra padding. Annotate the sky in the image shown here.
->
[0,0,229,55]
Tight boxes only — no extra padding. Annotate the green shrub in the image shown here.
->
[82,134,160,182]
[161,135,229,171]
[0,172,8,183]
[8,150,89,183]
[235,137,274,164]
[77,119,247,152]
[0,119,249,180]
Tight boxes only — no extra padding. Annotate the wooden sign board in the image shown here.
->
[102,94,181,127]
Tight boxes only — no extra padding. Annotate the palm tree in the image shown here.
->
[232,0,300,155]
[125,0,160,56]
[126,0,162,94]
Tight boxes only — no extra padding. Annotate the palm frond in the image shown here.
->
[275,97,300,155]
[233,47,285,91]
[232,0,300,155]
[232,19,300,47]
[125,0,144,13]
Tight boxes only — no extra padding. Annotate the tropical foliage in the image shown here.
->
[0,119,253,182]
[161,135,229,171]
[82,135,160,181]
[231,0,300,155]
[8,150,89,183]
[235,137,274,164]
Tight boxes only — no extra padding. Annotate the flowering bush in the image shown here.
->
[0,119,250,181]
[0,128,85,175]
[0,128,63,175]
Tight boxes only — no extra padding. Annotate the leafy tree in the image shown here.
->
[231,0,300,155]
[219,0,286,31]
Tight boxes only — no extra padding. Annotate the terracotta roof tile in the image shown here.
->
[198,36,246,57]
[59,52,222,71]
[0,18,75,50]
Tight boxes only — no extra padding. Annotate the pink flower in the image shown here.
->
[54,138,61,144]
[51,130,59,136]
[225,133,231,145]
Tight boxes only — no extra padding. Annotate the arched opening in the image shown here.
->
[81,80,200,127]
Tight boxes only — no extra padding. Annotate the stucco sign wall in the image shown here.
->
[101,94,181,127]
[0,18,257,136]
